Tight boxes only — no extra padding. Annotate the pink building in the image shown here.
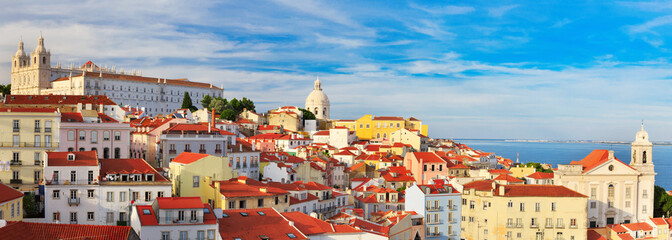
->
[403,152,447,184]
[59,112,132,159]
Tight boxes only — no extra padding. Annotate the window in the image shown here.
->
[106,192,114,202]
[70,171,76,182]
[179,231,188,240]
[106,212,114,223]
[34,120,40,132]
[87,189,94,198]
[120,192,127,202]
[161,232,170,240]
[114,148,120,159]
[520,203,525,212]
[570,218,577,227]
[70,212,78,224]
[53,212,60,222]
[551,202,557,211]
[79,131,86,140]
[191,210,197,220]
[535,202,540,212]
[114,132,121,141]
[45,120,52,132]
[626,201,631,208]
[590,201,596,208]
[193,176,200,187]
[643,189,648,199]
[469,201,475,209]
[13,135,19,147]
[643,205,647,214]
[158,191,164,198]
[34,135,40,147]
[91,131,97,143]
[68,131,75,141]
[508,201,513,208]
[229,201,235,209]
[197,231,205,240]
[34,152,40,165]
[258,199,264,207]
[545,218,552,227]
[144,191,152,201]
[12,152,19,162]
[87,212,94,221]
[178,211,185,221]
[239,200,246,208]
[103,131,110,141]
[590,187,596,199]
[45,135,51,147]
[531,218,537,227]
[13,120,19,132]
[608,184,614,198]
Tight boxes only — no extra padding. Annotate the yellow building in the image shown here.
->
[294,161,325,184]
[333,115,428,140]
[461,180,587,240]
[267,106,302,132]
[169,152,235,198]
[201,176,290,212]
[0,182,24,221]
[0,108,60,192]
[390,128,429,152]
[509,166,536,178]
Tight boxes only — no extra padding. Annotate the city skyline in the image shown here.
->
[2,1,672,140]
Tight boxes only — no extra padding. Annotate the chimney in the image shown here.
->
[288,221,294,226]
[211,108,216,129]
[608,150,614,160]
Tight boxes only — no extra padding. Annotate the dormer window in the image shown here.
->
[67,153,75,161]
[145,174,154,181]
[120,174,128,181]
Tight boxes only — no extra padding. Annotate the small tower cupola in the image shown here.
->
[630,123,654,174]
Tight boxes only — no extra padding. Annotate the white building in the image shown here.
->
[130,197,220,240]
[43,151,171,225]
[305,77,330,120]
[554,126,656,227]
[158,123,235,168]
[59,111,132,159]
[227,142,260,179]
[10,35,223,116]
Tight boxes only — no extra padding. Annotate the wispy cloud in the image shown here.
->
[551,18,574,28]
[315,34,368,48]
[488,4,519,17]
[409,3,475,15]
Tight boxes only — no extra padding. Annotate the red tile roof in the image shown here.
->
[570,149,634,173]
[609,224,629,233]
[61,112,84,122]
[292,181,332,191]
[587,229,608,240]
[156,197,204,209]
[650,217,668,226]
[97,113,118,123]
[281,212,338,235]
[52,71,222,90]
[0,183,23,204]
[463,180,496,191]
[163,123,235,135]
[526,172,554,179]
[214,177,288,198]
[488,169,512,174]
[622,222,654,231]
[100,158,169,182]
[46,151,98,166]
[4,95,118,105]
[411,152,445,163]
[493,174,525,183]
[349,218,389,236]
[449,163,470,169]
[136,202,217,226]
[333,150,356,156]
[171,152,210,165]
[372,116,403,121]
[496,185,588,198]
[381,167,415,182]
[616,233,634,240]
[349,162,366,172]
[0,107,59,113]
[0,221,135,240]
[313,131,330,136]
[416,183,460,194]
[219,208,308,240]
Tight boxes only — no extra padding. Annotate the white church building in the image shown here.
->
[554,125,656,227]
[10,35,223,116]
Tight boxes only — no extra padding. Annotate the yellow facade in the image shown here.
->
[200,177,290,212]
[333,115,428,140]
[267,112,300,132]
[0,196,23,221]
[461,185,587,240]
[0,109,60,192]
[169,154,234,199]
[294,162,325,184]
[510,166,536,178]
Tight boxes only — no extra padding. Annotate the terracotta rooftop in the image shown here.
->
[570,149,634,173]
[171,152,210,165]
[526,172,555,179]
[4,95,117,105]
[219,208,308,240]
[0,221,135,240]
[0,183,23,204]
[156,197,204,209]
[100,158,169,182]
[51,71,221,90]
[46,151,98,167]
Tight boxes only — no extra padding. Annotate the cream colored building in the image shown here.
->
[461,180,588,240]
[267,110,301,132]
[0,182,24,221]
[305,77,329,120]
[509,166,536,178]
[169,152,235,198]
[0,108,60,192]
[10,35,222,116]
[390,128,429,152]
[554,126,655,227]
[201,176,291,212]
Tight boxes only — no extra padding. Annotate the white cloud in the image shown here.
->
[551,18,574,28]
[315,34,368,48]
[628,15,672,34]
[488,5,519,17]
[409,3,475,15]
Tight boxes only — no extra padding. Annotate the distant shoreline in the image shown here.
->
[453,139,672,146]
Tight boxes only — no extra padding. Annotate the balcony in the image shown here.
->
[556,223,565,228]
[507,223,514,228]
[184,149,191,152]
[45,128,52,133]
[13,128,19,132]
[516,223,523,228]
[426,206,441,211]
[530,223,538,228]
[215,149,222,154]
[199,149,207,154]
[10,179,22,184]
[168,150,176,154]
[0,142,59,148]
[34,128,41,133]
[34,160,41,166]
[68,197,80,206]
[10,161,22,166]
[427,220,442,225]
[430,232,441,237]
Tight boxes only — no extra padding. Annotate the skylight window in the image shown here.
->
[287,233,297,238]
[222,213,228,218]
[240,212,248,217]
[203,208,211,213]
[142,209,151,215]
[257,211,265,216]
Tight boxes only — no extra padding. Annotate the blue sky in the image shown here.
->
[2,0,672,140]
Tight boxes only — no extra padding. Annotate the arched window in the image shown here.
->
[13,61,16,67]
[79,131,86,140]
[314,107,318,114]
[34,57,36,64]
[42,57,46,64]
[643,151,647,163]
[608,184,615,198]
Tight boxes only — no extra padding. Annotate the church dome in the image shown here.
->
[305,77,329,107]
[634,124,650,143]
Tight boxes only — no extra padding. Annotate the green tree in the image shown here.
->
[181,92,198,112]
[229,98,242,113]
[654,185,672,217]
[220,109,237,121]
[201,94,212,109]
[524,162,553,173]
[240,97,255,112]
[0,84,11,96]
[209,98,229,113]
[23,192,39,217]
[299,108,316,120]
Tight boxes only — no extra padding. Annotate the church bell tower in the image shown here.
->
[630,123,654,174]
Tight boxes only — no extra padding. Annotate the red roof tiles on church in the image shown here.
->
[0,221,135,240]
[5,95,117,105]
[51,71,222,90]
